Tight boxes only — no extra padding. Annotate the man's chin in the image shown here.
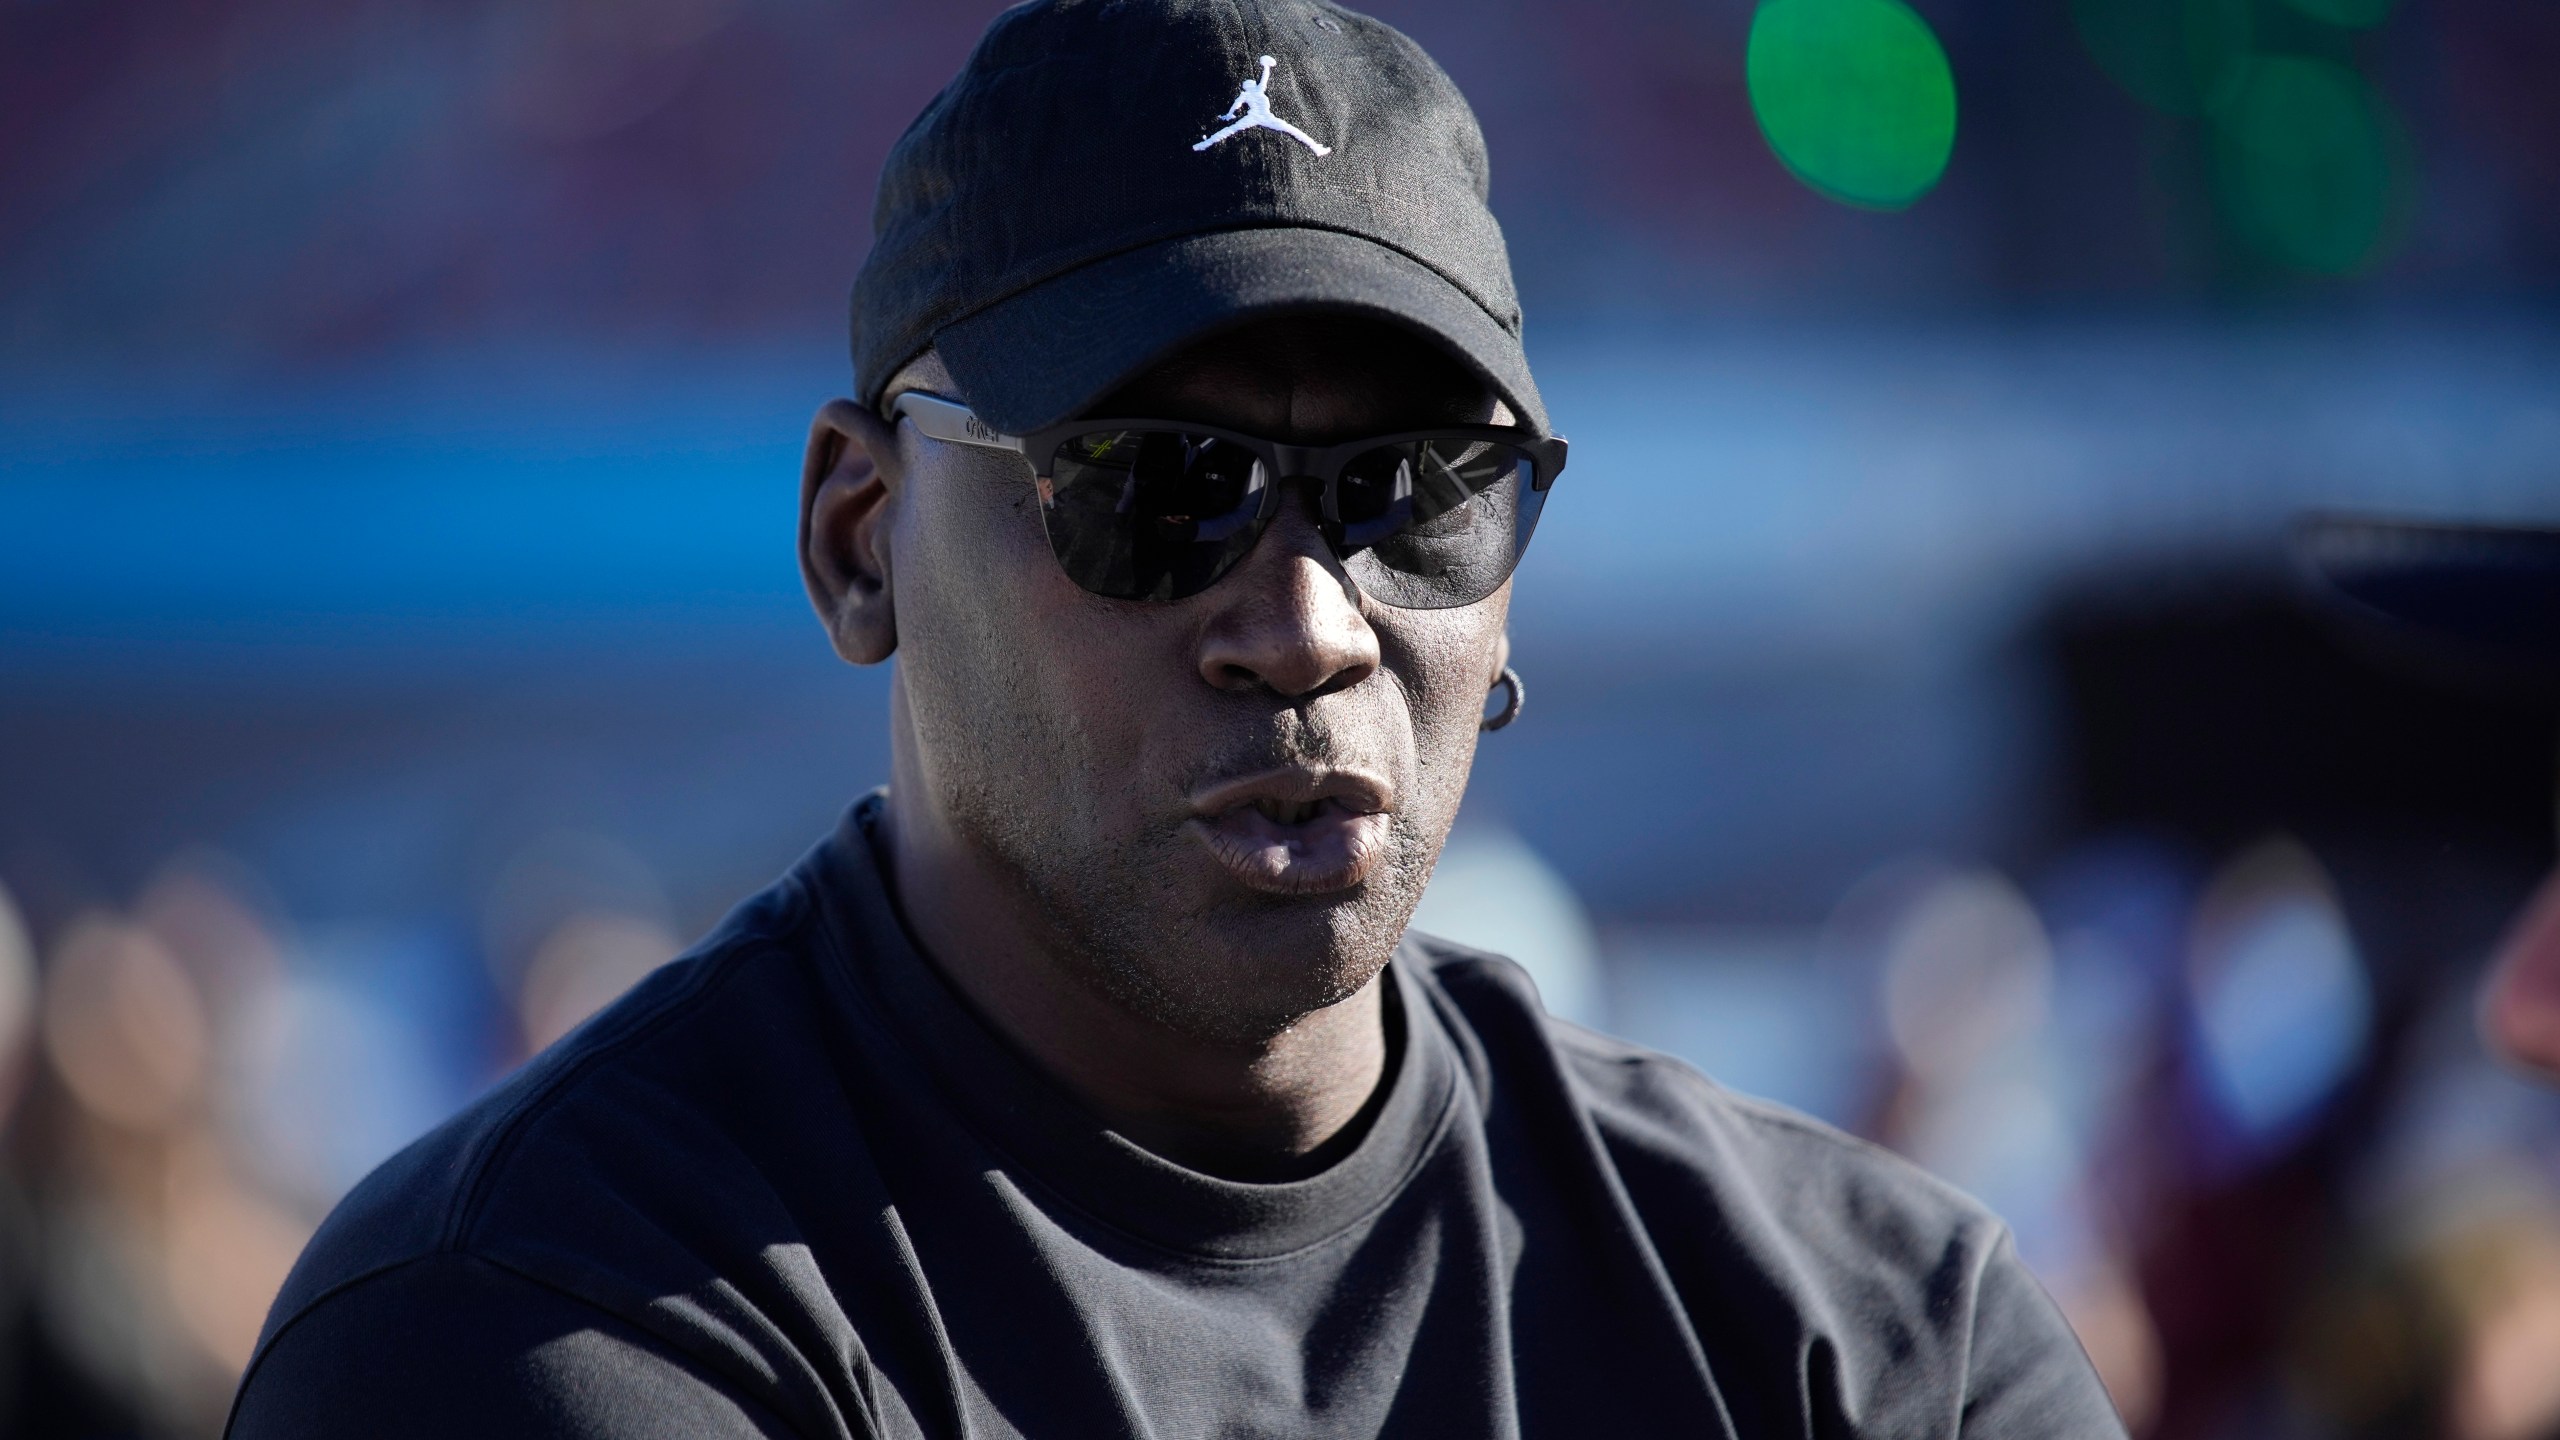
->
[1008,819,1424,1043]
[1110,906,1401,1045]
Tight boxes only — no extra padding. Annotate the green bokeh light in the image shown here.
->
[2212,57,2411,275]
[2068,0,2253,115]
[1746,0,1958,211]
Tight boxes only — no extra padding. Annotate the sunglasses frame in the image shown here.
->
[887,391,1566,604]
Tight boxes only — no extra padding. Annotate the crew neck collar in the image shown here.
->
[803,794,1460,1264]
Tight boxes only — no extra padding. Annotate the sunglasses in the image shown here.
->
[888,393,1566,609]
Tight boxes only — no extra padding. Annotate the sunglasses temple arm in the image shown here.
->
[886,393,1027,454]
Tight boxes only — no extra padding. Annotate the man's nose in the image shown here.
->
[1193,497,1380,701]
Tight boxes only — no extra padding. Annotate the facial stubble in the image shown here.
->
[926,659,1446,1050]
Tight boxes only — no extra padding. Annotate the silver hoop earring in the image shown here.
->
[1480,666,1524,732]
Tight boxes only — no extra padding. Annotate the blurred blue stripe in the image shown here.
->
[1,438,807,633]
[9,322,2560,651]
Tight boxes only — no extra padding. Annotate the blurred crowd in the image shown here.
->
[3,786,2554,1439]
[0,837,681,1438]
[1808,839,2560,1440]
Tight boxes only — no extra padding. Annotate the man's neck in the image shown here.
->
[876,785,1392,1183]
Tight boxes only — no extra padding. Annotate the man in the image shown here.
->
[228,2,2122,1435]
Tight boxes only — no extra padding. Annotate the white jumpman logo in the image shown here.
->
[1193,55,1332,156]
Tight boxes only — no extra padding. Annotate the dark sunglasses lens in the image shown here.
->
[1041,430,1271,601]
[1336,439,1546,609]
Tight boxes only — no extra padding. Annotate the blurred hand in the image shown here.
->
[2483,869,2560,1080]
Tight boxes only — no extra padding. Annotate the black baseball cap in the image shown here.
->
[2298,514,2560,667]
[847,0,1547,438]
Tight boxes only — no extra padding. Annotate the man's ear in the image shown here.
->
[799,398,902,665]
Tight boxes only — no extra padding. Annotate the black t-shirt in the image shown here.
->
[228,798,2124,1439]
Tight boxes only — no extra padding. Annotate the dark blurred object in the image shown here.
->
[2299,516,2560,669]
[2032,570,2559,1439]
[2296,514,2560,1104]
[2041,568,2560,857]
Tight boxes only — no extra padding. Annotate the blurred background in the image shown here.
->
[5,0,2559,1434]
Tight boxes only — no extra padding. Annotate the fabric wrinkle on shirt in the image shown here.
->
[227,794,2125,1439]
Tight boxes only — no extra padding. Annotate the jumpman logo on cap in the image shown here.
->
[1193,56,1332,157]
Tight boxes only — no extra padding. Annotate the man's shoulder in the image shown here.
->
[255,871,835,1357]
[1404,930,2002,1274]
[229,1250,795,1439]
[1406,931,2123,1437]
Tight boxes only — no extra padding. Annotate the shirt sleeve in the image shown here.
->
[227,1251,806,1440]
[1958,1231,2130,1439]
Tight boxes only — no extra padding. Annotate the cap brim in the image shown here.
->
[927,227,1548,437]
[2297,514,2560,665]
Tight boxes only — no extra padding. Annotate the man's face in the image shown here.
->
[880,318,1513,1046]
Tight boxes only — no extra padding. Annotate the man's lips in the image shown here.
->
[1184,768,1394,896]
